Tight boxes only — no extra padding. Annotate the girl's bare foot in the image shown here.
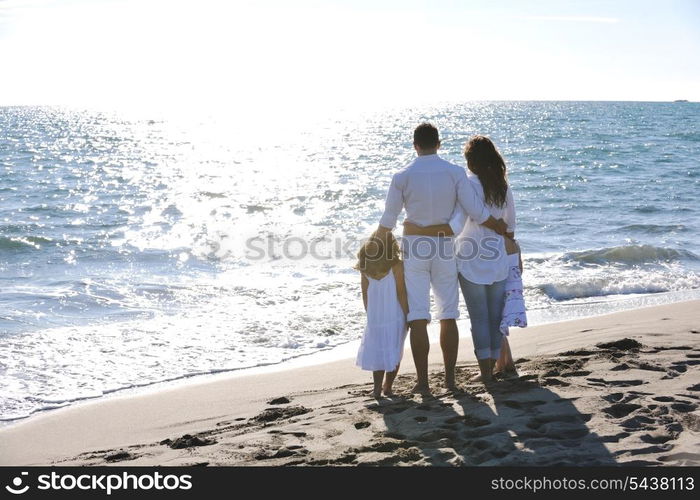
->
[382,383,394,396]
[472,372,493,384]
[373,389,383,399]
[494,369,519,380]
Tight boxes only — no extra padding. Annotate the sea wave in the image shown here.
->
[563,245,698,265]
[535,276,697,301]
[617,224,688,234]
[0,235,53,250]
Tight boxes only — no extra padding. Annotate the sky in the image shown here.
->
[0,0,698,112]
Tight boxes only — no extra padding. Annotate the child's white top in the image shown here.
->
[500,253,527,336]
[356,268,408,372]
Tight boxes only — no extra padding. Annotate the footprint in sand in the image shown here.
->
[647,404,670,416]
[633,362,666,372]
[611,363,631,372]
[104,450,134,462]
[620,415,656,431]
[650,345,694,352]
[561,370,592,377]
[586,377,645,387]
[543,378,570,387]
[560,349,598,356]
[540,358,585,378]
[653,396,675,402]
[596,338,643,351]
[267,396,291,405]
[670,402,697,413]
[600,432,630,443]
[614,444,673,458]
[602,403,642,418]
[269,430,308,437]
[161,434,216,449]
[676,359,700,367]
[640,429,677,444]
[356,440,408,453]
[255,446,308,461]
[252,406,311,423]
[603,393,626,403]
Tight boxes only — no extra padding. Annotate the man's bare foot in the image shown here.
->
[444,377,459,392]
[411,383,431,395]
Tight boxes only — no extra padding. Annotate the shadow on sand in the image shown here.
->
[365,366,622,466]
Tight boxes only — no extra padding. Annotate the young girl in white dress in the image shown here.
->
[355,231,409,399]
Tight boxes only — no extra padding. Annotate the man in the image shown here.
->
[376,123,507,393]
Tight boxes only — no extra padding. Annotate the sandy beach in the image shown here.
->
[1,300,698,467]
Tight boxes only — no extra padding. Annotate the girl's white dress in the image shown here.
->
[356,268,408,371]
[500,253,528,336]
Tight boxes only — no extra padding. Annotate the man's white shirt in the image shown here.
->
[378,154,490,230]
[377,154,492,322]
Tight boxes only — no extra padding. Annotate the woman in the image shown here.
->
[404,135,517,383]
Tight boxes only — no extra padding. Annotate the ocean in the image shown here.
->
[1,101,699,421]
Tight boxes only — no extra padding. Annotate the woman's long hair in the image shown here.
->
[354,231,401,280]
[464,135,508,208]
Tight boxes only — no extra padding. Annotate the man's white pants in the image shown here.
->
[401,236,460,323]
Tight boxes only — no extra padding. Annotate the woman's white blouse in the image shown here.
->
[449,173,516,285]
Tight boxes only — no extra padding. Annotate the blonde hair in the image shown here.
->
[354,231,401,279]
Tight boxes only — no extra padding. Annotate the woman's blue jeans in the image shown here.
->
[458,273,506,360]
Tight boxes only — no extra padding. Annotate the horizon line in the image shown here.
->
[0,98,696,109]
